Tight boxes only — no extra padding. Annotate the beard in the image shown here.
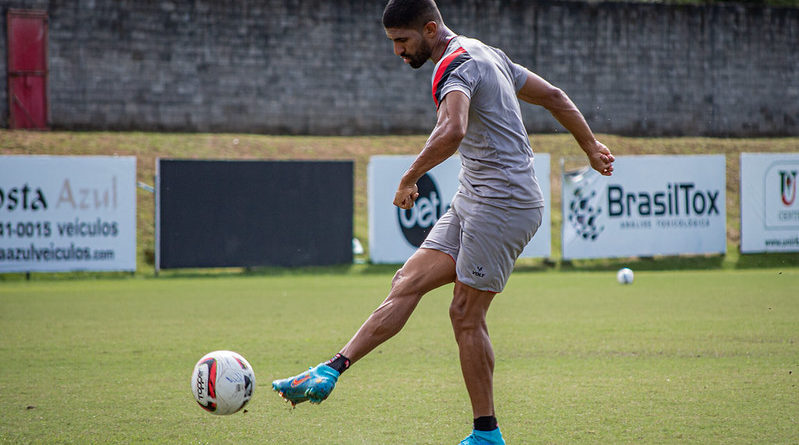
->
[404,40,432,69]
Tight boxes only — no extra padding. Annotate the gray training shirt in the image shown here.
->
[432,35,544,209]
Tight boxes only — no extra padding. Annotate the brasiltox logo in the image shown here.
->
[607,183,720,217]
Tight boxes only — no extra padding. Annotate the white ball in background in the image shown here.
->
[617,267,634,284]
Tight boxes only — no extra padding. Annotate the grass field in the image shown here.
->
[1,268,797,444]
[1,131,798,443]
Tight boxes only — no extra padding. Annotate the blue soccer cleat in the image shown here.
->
[272,363,340,406]
[459,428,506,445]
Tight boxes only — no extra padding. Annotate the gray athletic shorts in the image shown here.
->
[420,193,543,293]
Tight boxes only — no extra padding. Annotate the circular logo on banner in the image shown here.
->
[397,173,443,247]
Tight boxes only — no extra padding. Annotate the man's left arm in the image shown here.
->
[394,91,470,209]
[517,70,615,176]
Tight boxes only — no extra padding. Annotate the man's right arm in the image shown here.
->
[393,90,470,209]
[516,71,615,176]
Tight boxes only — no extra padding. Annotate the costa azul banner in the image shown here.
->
[561,155,726,259]
[740,153,799,253]
[0,156,137,272]
[368,154,551,264]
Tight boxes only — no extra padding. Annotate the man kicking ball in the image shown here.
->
[273,0,615,443]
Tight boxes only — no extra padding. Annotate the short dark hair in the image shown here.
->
[382,0,443,30]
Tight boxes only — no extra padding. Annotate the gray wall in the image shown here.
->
[1,0,798,136]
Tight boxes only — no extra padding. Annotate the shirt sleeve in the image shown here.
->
[432,48,476,109]
[509,62,530,92]
[439,60,478,102]
[492,47,529,92]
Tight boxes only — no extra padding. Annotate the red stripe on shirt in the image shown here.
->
[432,47,467,108]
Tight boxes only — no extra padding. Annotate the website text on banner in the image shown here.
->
[740,153,799,253]
[562,155,726,260]
[368,154,551,264]
[0,156,137,273]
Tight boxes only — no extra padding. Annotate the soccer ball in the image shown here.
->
[617,267,634,284]
[191,350,255,415]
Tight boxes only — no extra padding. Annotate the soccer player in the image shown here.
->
[273,0,615,443]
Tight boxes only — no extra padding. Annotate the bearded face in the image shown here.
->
[385,27,433,69]
[403,38,432,69]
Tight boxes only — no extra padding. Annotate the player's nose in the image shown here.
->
[393,42,404,56]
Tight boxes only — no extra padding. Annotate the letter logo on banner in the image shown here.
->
[741,154,799,252]
[780,170,797,207]
[396,173,448,247]
[764,162,799,229]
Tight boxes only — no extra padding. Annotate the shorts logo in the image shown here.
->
[567,187,604,241]
[471,265,485,278]
[780,170,797,206]
[397,173,446,247]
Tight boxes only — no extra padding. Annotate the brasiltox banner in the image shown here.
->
[561,155,726,259]
[0,156,137,272]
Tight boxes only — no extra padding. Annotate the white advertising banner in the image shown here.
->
[740,153,799,253]
[561,155,726,259]
[368,154,551,264]
[0,156,137,272]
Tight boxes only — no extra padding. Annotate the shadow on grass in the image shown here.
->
[0,270,138,283]
[2,253,796,282]
[544,251,798,272]
[559,255,727,272]
[156,263,359,279]
[0,264,360,282]
[735,252,799,269]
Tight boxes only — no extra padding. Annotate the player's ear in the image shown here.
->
[422,20,437,39]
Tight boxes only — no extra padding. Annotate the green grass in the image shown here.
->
[1,130,797,442]
[1,268,797,444]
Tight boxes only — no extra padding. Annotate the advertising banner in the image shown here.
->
[561,155,726,259]
[740,153,799,253]
[368,154,551,264]
[156,160,353,269]
[0,156,136,272]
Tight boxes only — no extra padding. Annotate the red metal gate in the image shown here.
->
[7,9,48,130]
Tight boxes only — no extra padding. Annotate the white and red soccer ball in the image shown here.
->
[191,350,255,415]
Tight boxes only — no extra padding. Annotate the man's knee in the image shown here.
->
[391,268,403,288]
[449,283,494,334]
[449,298,483,334]
[391,266,423,298]
[449,298,467,329]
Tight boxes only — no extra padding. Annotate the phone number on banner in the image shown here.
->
[0,221,52,238]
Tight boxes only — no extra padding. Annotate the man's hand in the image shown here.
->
[393,183,419,209]
[586,140,615,176]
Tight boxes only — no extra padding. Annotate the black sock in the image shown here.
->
[325,353,351,375]
[474,415,498,431]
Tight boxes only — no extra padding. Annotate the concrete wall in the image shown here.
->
[1,0,797,136]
